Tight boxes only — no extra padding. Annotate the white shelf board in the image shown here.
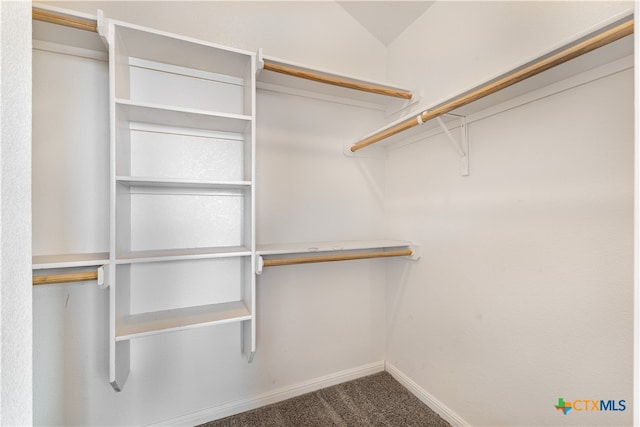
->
[112,21,253,79]
[115,246,252,264]
[116,176,252,190]
[256,239,412,256]
[116,301,251,341]
[116,100,252,133]
[32,252,109,270]
[258,55,413,109]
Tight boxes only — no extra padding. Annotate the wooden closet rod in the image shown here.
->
[262,60,414,100]
[33,271,98,286]
[350,17,634,152]
[32,9,98,33]
[262,249,413,268]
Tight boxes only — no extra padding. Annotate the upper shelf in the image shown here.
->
[32,5,106,53]
[257,52,415,110]
[350,14,634,153]
[108,20,254,79]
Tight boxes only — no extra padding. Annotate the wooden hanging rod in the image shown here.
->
[262,249,413,268]
[350,17,634,152]
[262,60,414,100]
[32,9,98,33]
[32,7,413,101]
[33,271,98,286]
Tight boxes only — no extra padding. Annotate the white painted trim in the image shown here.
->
[385,362,471,427]
[148,361,385,426]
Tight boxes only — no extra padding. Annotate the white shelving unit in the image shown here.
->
[32,5,419,392]
[101,17,257,391]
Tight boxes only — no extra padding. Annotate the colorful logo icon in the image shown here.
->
[555,397,572,415]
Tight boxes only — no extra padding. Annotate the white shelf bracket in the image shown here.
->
[97,265,109,289]
[256,48,265,76]
[436,115,469,176]
[96,10,111,47]
[256,255,264,275]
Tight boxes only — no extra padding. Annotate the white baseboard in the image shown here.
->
[385,362,471,427]
[150,361,385,426]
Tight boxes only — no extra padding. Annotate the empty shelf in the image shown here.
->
[116,100,252,133]
[116,301,251,341]
[116,176,252,190]
[115,246,252,264]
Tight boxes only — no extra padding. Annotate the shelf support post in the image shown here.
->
[435,115,469,176]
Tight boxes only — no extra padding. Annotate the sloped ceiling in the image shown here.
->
[337,1,435,46]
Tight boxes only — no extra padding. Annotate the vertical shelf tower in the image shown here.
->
[99,16,256,391]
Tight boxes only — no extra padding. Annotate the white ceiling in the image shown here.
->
[337,1,435,46]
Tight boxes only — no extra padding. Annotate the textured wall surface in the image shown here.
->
[0,1,33,425]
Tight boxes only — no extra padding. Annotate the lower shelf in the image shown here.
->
[116,301,251,341]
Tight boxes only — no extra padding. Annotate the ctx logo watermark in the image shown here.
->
[554,397,626,415]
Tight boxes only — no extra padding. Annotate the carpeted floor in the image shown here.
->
[198,371,451,427]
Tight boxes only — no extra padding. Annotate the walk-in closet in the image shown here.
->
[0,1,636,426]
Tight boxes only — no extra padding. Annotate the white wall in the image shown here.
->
[0,1,33,425]
[385,2,634,426]
[32,2,390,425]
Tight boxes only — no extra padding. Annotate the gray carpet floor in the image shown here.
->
[199,371,451,427]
